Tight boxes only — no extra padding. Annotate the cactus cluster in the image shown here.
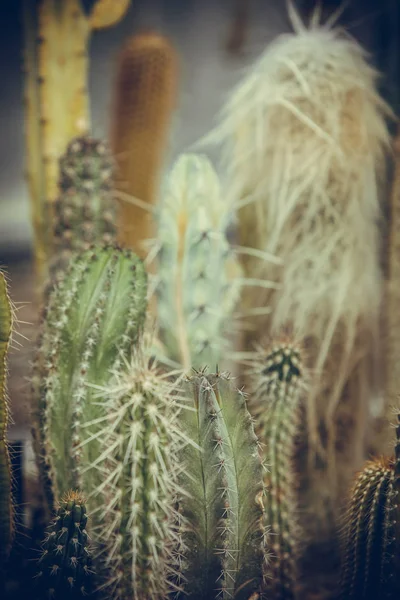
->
[50,136,117,279]
[35,490,93,599]
[155,153,243,371]
[175,370,268,600]
[0,272,13,569]
[32,246,147,512]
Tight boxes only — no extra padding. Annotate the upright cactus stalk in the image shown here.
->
[78,338,188,600]
[35,490,93,599]
[250,339,305,600]
[50,135,117,279]
[175,371,268,600]
[111,31,178,258]
[0,272,13,568]
[340,457,393,600]
[155,153,243,371]
[31,245,147,513]
[22,0,131,282]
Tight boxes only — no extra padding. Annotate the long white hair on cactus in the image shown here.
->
[202,1,393,464]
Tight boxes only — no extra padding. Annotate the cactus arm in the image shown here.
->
[89,0,131,29]
[111,31,178,258]
[178,373,266,599]
[0,273,13,566]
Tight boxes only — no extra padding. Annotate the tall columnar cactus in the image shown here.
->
[175,371,268,600]
[35,490,93,599]
[22,0,131,282]
[77,339,187,600]
[155,153,243,372]
[111,31,178,258]
[31,245,147,513]
[0,272,13,568]
[339,457,393,600]
[251,339,305,599]
[50,135,117,279]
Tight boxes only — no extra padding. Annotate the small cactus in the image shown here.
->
[340,457,393,600]
[78,337,188,600]
[50,136,117,278]
[0,272,13,568]
[175,370,268,600]
[250,339,305,599]
[155,153,242,371]
[31,245,147,513]
[35,490,93,599]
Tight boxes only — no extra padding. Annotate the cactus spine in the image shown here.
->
[176,371,268,599]
[22,0,131,282]
[36,490,93,599]
[251,339,305,599]
[32,246,147,512]
[78,339,187,600]
[155,154,242,371]
[0,272,13,568]
[51,136,117,279]
[111,31,178,258]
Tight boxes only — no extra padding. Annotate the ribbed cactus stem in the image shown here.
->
[32,246,147,512]
[340,458,393,600]
[78,339,187,600]
[111,30,178,257]
[50,136,117,279]
[0,272,13,568]
[156,154,243,371]
[176,371,268,600]
[251,340,305,599]
[36,490,93,599]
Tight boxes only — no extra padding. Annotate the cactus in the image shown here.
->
[339,457,393,600]
[250,339,305,599]
[50,135,117,279]
[22,0,131,283]
[31,245,147,513]
[77,337,187,600]
[35,490,93,599]
[175,370,268,600]
[0,272,13,568]
[111,31,178,258]
[155,153,243,371]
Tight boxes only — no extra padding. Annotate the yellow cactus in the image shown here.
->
[22,0,131,284]
[110,31,178,258]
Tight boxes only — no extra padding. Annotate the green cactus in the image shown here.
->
[50,136,117,279]
[155,153,243,372]
[78,338,188,600]
[0,272,13,568]
[31,245,147,513]
[250,339,305,599]
[35,490,93,599]
[340,457,393,599]
[175,370,268,600]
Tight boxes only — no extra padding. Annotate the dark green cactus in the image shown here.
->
[35,490,93,599]
[175,370,268,600]
[251,339,305,600]
[340,457,393,600]
[0,272,13,569]
[79,338,188,600]
[50,136,117,279]
[31,245,147,513]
